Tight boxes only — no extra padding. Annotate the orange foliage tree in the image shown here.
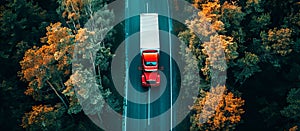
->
[190,86,245,130]
[179,1,245,130]
[20,22,74,107]
[180,0,239,81]
[20,0,117,128]
[21,104,65,129]
[19,23,73,129]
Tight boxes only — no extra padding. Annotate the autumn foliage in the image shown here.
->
[1,0,300,130]
[190,86,245,130]
[21,104,65,129]
[19,22,74,101]
[17,0,118,128]
[180,0,300,130]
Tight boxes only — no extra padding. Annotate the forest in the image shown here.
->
[0,0,299,130]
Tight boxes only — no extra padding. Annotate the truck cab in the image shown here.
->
[141,50,160,87]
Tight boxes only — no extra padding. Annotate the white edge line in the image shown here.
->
[148,89,151,125]
[124,32,128,131]
[167,0,173,130]
[123,0,128,130]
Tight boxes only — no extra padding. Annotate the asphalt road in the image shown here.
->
[124,0,179,130]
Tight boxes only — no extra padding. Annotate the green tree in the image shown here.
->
[0,0,56,71]
[0,0,59,130]
[280,88,300,129]
[243,0,270,36]
[233,52,261,84]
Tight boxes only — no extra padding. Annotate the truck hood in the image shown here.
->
[143,71,159,82]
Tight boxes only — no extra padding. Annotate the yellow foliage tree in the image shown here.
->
[261,28,293,56]
[60,0,85,29]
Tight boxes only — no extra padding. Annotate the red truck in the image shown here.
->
[140,13,160,87]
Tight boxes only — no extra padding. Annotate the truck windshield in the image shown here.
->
[145,61,157,66]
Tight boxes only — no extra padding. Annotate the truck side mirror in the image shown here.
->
[138,66,143,70]
[159,66,164,70]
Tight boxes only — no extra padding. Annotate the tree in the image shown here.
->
[243,0,270,37]
[182,0,239,82]
[21,104,66,130]
[181,0,300,130]
[59,0,120,115]
[220,1,246,44]
[261,28,293,56]
[0,0,55,72]
[233,52,261,84]
[19,23,75,129]
[20,22,73,105]
[0,0,59,130]
[190,86,245,130]
[280,88,300,128]
[19,0,120,129]
[179,1,244,130]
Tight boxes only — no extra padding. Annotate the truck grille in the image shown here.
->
[146,80,156,84]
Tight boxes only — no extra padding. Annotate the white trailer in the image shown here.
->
[140,13,160,53]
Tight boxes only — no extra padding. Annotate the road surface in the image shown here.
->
[124,0,179,130]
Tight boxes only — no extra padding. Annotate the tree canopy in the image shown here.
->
[178,0,300,130]
[0,0,299,130]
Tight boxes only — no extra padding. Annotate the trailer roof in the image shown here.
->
[140,13,160,50]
